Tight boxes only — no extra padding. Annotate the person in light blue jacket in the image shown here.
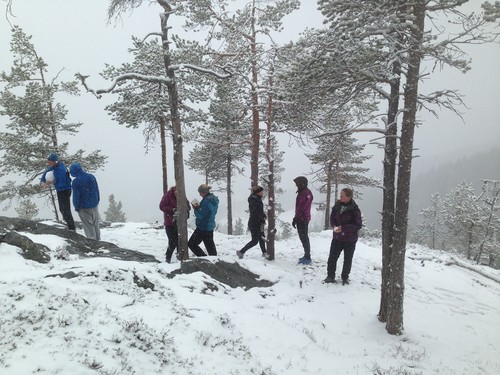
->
[70,162,101,240]
[40,152,75,230]
[188,184,219,256]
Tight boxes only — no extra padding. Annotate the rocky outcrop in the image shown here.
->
[0,216,159,263]
[168,258,274,290]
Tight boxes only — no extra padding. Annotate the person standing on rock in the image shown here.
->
[188,184,219,257]
[40,152,76,231]
[159,186,190,263]
[70,162,101,241]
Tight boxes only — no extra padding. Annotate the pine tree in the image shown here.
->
[101,36,209,194]
[0,26,106,216]
[412,193,446,250]
[178,0,300,187]
[308,132,378,230]
[104,194,127,223]
[186,78,250,234]
[476,180,500,266]
[286,0,497,335]
[78,1,231,259]
[234,217,245,236]
[442,181,483,260]
[15,198,39,220]
[279,221,293,240]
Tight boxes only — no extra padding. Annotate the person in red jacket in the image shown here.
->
[159,186,190,263]
[324,188,362,285]
[292,176,314,265]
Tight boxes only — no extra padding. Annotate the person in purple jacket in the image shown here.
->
[292,176,314,265]
[324,188,362,285]
[159,186,190,263]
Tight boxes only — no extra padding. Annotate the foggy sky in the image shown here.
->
[1,0,499,229]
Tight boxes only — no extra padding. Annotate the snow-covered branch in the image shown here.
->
[315,127,386,140]
[170,64,231,79]
[417,89,465,119]
[446,256,500,284]
[75,73,171,98]
[426,0,469,12]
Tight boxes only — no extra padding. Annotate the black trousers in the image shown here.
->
[165,224,178,260]
[240,224,266,254]
[57,189,75,230]
[188,228,217,256]
[327,240,356,281]
[296,220,311,259]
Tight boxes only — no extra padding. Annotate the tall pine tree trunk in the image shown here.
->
[324,161,333,230]
[265,77,276,260]
[226,154,233,235]
[249,1,260,188]
[159,114,169,194]
[378,57,401,323]
[386,0,425,335]
[379,0,404,323]
[159,9,189,260]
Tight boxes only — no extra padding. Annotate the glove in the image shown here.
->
[292,218,297,228]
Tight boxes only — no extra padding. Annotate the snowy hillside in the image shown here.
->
[1,222,499,375]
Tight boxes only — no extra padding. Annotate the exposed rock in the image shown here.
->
[168,258,274,290]
[45,271,80,279]
[0,216,159,264]
[2,231,51,263]
[133,272,155,290]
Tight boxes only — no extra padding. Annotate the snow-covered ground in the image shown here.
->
[1,222,499,375]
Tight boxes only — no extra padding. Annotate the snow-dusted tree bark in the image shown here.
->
[0,26,106,219]
[263,72,276,259]
[386,0,427,335]
[160,7,189,260]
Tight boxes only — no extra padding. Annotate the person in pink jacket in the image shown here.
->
[292,176,314,265]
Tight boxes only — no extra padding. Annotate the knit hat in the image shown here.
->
[198,184,212,194]
[47,152,58,162]
[252,186,264,194]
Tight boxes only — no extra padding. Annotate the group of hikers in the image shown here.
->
[40,152,101,241]
[40,151,362,285]
[160,175,363,285]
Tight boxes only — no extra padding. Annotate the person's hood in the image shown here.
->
[69,162,84,177]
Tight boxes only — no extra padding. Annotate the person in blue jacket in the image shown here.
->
[40,152,76,230]
[188,184,219,256]
[70,162,101,241]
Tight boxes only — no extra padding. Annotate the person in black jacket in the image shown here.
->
[236,186,269,259]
